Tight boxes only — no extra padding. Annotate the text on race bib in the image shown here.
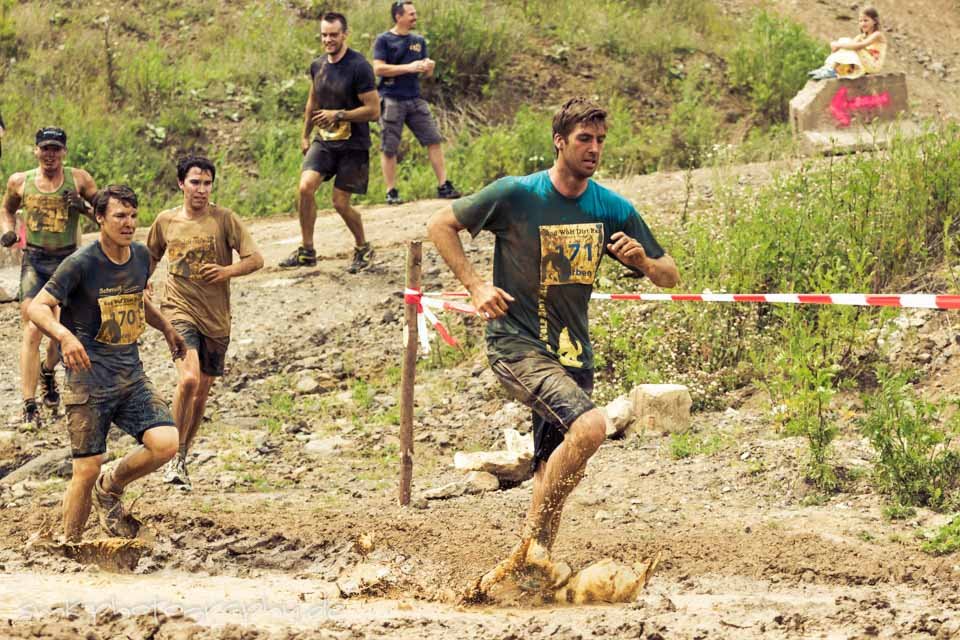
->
[539,223,604,286]
[95,293,145,345]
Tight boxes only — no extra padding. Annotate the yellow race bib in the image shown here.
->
[23,194,70,234]
[320,121,351,142]
[96,293,146,345]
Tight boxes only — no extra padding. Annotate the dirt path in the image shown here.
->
[1,161,959,639]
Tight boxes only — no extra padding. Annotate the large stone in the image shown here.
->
[465,470,500,493]
[0,285,15,303]
[0,447,72,486]
[503,428,533,456]
[789,72,920,154]
[627,384,692,435]
[603,395,635,437]
[454,450,532,483]
[304,436,348,457]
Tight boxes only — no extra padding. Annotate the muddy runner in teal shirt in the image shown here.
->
[452,170,665,371]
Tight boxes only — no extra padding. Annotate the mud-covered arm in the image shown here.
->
[144,295,185,360]
[29,289,92,370]
[426,205,514,320]
[0,173,24,241]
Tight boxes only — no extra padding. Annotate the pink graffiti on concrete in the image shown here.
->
[830,87,891,127]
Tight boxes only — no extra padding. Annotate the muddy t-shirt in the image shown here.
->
[373,31,426,100]
[308,48,376,150]
[44,242,150,387]
[147,204,258,339]
[453,171,665,370]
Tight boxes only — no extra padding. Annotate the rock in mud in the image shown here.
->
[454,429,534,483]
[337,562,391,596]
[422,481,467,500]
[628,384,692,435]
[555,553,661,605]
[466,471,500,493]
[304,435,348,456]
[0,285,15,303]
[603,395,635,437]
[0,446,72,486]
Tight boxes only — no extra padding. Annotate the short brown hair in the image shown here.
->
[552,97,607,155]
[93,185,138,225]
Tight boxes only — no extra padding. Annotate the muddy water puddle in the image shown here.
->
[1,569,950,638]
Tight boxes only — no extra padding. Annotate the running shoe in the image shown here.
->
[40,364,60,409]
[21,399,41,431]
[93,473,141,538]
[437,180,461,199]
[162,455,192,492]
[386,188,402,205]
[347,243,374,273]
[278,246,317,268]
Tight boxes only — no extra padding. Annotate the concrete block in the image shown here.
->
[603,395,635,437]
[789,72,920,154]
[627,384,692,435]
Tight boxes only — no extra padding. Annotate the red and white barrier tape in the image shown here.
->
[405,289,960,351]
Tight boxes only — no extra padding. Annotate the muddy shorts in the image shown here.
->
[301,142,370,195]
[490,352,595,467]
[379,97,444,157]
[20,245,74,301]
[172,320,230,377]
[63,372,174,459]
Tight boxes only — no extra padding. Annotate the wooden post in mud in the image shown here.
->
[399,241,421,506]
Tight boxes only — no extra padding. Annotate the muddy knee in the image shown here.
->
[567,410,606,457]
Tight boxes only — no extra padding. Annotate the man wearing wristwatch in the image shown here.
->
[279,11,381,274]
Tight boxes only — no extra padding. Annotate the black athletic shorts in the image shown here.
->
[20,245,74,301]
[301,142,370,195]
[490,351,595,468]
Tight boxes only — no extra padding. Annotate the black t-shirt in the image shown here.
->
[309,48,376,151]
[372,31,426,100]
[45,242,151,387]
[453,171,666,371]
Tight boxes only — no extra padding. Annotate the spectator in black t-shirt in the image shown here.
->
[373,1,460,205]
[279,12,381,274]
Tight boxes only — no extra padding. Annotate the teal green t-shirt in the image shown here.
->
[452,170,665,370]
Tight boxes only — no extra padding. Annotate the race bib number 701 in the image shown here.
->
[95,293,146,345]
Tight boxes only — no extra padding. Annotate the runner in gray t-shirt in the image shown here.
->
[29,185,186,543]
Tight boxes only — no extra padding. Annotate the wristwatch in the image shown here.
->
[334,110,346,123]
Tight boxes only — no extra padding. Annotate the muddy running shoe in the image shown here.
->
[21,399,41,431]
[437,180,461,199]
[278,246,317,269]
[93,473,141,538]
[385,188,402,205]
[162,455,192,492]
[40,364,60,409]
[347,243,374,274]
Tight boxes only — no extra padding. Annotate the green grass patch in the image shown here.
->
[921,516,960,556]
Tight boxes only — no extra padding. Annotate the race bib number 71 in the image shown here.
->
[96,293,146,345]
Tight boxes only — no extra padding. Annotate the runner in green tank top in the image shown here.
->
[1,127,98,429]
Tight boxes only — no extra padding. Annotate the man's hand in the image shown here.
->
[422,58,436,74]
[64,189,88,216]
[164,327,187,361]
[198,263,231,284]
[0,230,17,248]
[468,282,515,321]
[607,232,650,271]
[301,136,311,155]
[60,334,91,371]
[311,109,340,128]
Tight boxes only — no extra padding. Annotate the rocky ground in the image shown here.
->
[0,160,958,639]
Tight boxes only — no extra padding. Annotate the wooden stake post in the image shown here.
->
[399,241,421,506]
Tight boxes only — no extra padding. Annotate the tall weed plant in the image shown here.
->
[728,11,827,124]
[859,368,960,510]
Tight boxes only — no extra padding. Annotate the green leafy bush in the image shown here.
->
[858,367,960,510]
[727,11,827,124]
[922,516,960,555]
